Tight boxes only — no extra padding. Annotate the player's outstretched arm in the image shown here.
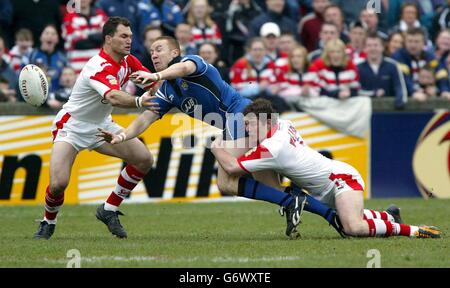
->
[131,61,197,84]
[210,137,246,177]
[97,110,160,144]
[104,90,160,112]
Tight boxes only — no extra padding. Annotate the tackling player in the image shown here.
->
[33,17,159,240]
[210,99,441,239]
[98,36,345,238]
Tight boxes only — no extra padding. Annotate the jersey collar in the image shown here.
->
[99,49,123,69]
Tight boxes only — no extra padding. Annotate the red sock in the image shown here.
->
[365,219,414,237]
[105,165,145,211]
[44,186,64,221]
[363,209,393,221]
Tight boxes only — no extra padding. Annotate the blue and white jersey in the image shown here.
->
[153,55,251,138]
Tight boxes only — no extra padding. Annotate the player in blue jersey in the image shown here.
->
[98,36,344,238]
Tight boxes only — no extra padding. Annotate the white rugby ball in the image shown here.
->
[19,64,49,107]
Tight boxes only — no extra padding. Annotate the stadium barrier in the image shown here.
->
[0,99,448,204]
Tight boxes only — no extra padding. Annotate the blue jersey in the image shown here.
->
[153,55,251,138]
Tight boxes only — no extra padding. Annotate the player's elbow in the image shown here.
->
[104,90,122,106]
[224,162,244,177]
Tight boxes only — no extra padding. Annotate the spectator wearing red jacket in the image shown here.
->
[187,0,222,48]
[62,0,107,74]
[305,39,360,98]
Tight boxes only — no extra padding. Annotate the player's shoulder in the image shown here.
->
[83,54,117,75]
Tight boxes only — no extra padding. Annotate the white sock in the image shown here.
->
[44,217,57,225]
[104,202,119,212]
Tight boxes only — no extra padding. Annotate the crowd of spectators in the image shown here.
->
[1,0,450,111]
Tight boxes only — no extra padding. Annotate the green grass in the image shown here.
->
[0,199,449,268]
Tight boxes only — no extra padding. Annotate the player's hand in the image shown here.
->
[96,128,122,145]
[210,136,225,150]
[131,71,160,85]
[140,92,160,113]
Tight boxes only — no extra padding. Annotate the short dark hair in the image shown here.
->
[405,27,425,40]
[366,32,384,44]
[102,17,131,42]
[154,36,181,52]
[243,99,278,123]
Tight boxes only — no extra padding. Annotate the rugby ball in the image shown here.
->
[19,64,49,107]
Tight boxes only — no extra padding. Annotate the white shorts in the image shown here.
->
[317,161,365,209]
[51,109,123,151]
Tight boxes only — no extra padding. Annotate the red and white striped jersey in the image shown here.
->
[63,49,150,124]
[304,58,360,92]
[346,45,367,66]
[8,46,32,73]
[190,23,222,47]
[62,9,108,74]
[230,57,279,91]
[237,119,337,196]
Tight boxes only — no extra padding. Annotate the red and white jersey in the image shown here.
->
[346,45,367,66]
[190,23,222,47]
[230,57,279,91]
[238,119,351,197]
[304,58,360,91]
[63,49,150,124]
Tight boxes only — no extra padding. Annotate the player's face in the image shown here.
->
[150,40,179,71]
[110,24,133,56]
[244,115,270,143]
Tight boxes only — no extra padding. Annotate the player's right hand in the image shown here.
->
[96,128,122,145]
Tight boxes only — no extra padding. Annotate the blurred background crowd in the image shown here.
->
[1,0,450,112]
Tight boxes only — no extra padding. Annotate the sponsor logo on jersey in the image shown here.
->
[106,75,117,85]
[412,112,450,199]
[181,80,189,90]
[181,97,198,114]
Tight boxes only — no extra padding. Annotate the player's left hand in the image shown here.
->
[131,71,159,84]
[96,128,122,144]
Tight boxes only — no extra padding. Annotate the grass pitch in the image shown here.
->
[0,198,448,268]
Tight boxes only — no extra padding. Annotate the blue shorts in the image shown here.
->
[223,99,251,140]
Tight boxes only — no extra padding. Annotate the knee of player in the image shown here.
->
[137,150,154,170]
[49,181,68,195]
[217,177,236,195]
[342,221,365,236]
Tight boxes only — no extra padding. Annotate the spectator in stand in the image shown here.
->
[347,21,367,65]
[405,0,445,35]
[298,0,330,52]
[358,33,407,109]
[175,23,198,56]
[279,33,299,55]
[305,39,360,99]
[323,4,350,44]
[278,45,314,106]
[29,24,67,93]
[432,0,450,40]
[260,23,288,65]
[390,3,431,44]
[434,29,450,63]
[11,0,61,47]
[308,21,340,61]
[226,0,263,63]
[359,8,388,40]
[148,0,184,36]
[392,28,449,99]
[0,76,15,102]
[0,36,17,95]
[187,0,222,48]
[96,0,151,58]
[47,66,77,109]
[385,31,404,57]
[248,0,297,38]
[230,37,289,111]
[415,66,439,101]
[380,0,404,33]
[139,26,163,73]
[199,42,230,83]
[8,28,33,73]
[331,0,374,26]
[63,0,107,74]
